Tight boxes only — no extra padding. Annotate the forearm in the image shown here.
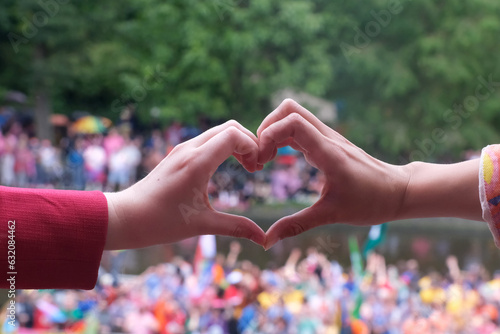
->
[397,159,482,221]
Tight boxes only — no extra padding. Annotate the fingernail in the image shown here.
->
[264,237,279,251]
[264,242,275,251]
[250,238,263,247]
[248,234,265,247]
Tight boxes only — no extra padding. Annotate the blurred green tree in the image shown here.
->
[331,0,500,161]
[1,0,500,161]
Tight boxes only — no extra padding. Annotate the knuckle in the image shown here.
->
[224,126,241,140]
[259,132,277,149]
[259,125,272,138]
[170,141,193,156]
[225,119,240,129]
[169,143,183,155]
[282,98,298,109]
[286,112,304,126]
[232,223,245,239]
[286,221,305,238]
[174,148,203,174]
[182,154,200,173]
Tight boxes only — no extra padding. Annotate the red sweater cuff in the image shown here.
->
[0,187,108,289]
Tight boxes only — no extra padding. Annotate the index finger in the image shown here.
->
[199,126,259,173]
[258,113,328,168]
[189,120,261,171]
[257,99,335,138]
[191,120,258,148]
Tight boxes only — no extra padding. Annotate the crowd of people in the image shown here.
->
[5,109,499,333]
[0,112,323,210]
[3,241,500,334]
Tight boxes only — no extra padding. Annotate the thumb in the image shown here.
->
[197,210,266,246]
[265,204,329,250]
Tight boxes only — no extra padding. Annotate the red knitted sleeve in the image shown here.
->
[0,186,108,289]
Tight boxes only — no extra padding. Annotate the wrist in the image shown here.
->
[393,161,417,221]
[105,188,161,250]
[397,159,482,221]
[104,192,125,250]
[378,162,412,222]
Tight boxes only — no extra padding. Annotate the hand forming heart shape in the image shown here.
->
[256,99,409,249]
[104,99,410,251]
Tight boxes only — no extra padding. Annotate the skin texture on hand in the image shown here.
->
[104,121,266,250]
[257,99,483,249]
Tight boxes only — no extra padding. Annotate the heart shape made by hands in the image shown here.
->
[108,99,407,251]
[203,99,407,250]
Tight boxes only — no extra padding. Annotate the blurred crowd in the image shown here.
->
[4,109,497,334]
[5,242,500,334]
[0,114,323,210]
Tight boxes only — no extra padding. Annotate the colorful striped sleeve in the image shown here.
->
[479,145,500,248]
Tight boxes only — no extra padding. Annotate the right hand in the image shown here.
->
[257,99,410,249]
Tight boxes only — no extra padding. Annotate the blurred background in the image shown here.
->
[2,0,500,333]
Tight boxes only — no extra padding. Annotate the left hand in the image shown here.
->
[104,121,266,250]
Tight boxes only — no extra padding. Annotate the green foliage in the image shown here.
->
[1,0,500,161]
